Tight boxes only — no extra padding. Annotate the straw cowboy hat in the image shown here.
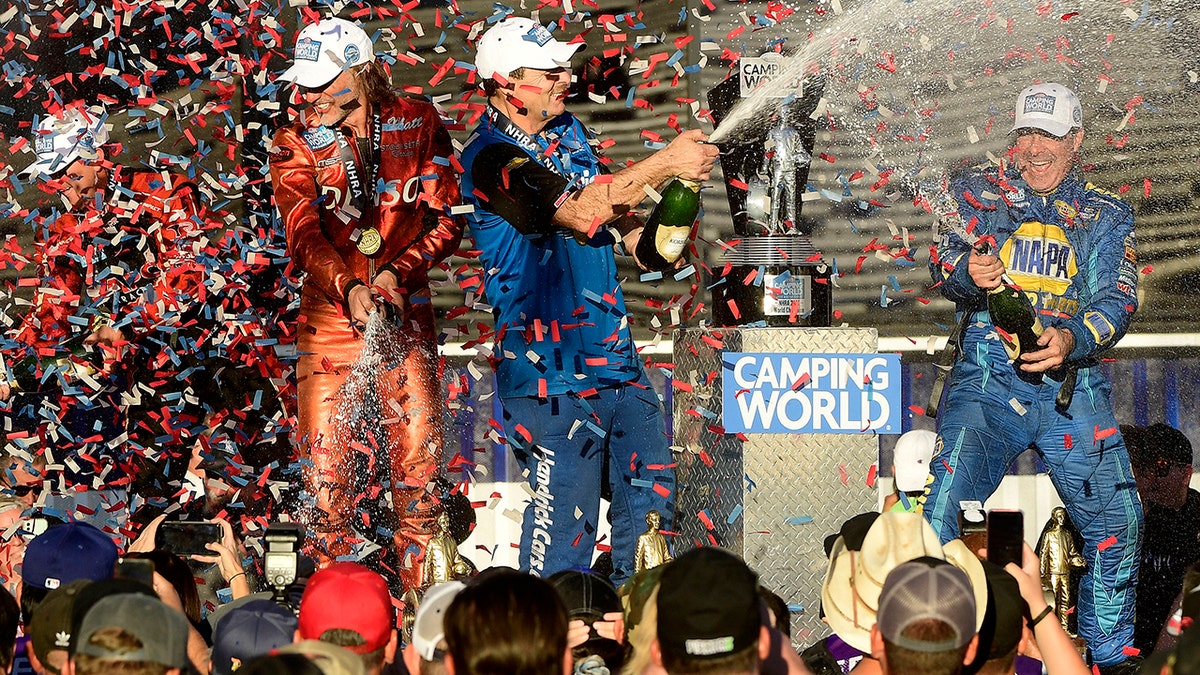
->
[821,511,987,652]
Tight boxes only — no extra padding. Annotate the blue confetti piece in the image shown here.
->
[727,504,743,524]
[786,515,813,526]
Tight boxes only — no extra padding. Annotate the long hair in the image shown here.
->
[355,61,397,104]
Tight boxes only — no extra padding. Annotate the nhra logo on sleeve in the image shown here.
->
[301,126,337,150]
[295,37,321,62]
[999,221,1077,295]
[1023,92,1057,115]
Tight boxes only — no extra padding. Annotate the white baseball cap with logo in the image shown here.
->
[1010,82,1083,137]
[21,107,109,179]
[280,17,375,89]
[475,16,583,82]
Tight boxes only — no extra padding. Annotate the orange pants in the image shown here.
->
[295,290,442,591]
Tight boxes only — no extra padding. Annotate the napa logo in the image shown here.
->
[722,353,902,434]
[1000,222,1076,295]
[295,37,321,62]
[1023,92,1056,115]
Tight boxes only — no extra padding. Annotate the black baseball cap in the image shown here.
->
[657,547,760,661]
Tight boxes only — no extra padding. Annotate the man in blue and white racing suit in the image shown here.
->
[926,83,1141,671]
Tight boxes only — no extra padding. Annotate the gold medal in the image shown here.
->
[357,227,382,255]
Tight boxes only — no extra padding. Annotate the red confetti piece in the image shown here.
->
[1064,434,1072,449]
[1122,646,1140,657]
[697,510,715,530]
[1095,425,1118,443]
[791,373,811,391]
[908,405,926,416]
[514,424,532,443]
[1097,535,1117,551]
[653,483,671,498]
[866,463,878,488]
[838,463,849,486]
[941,459,954,474]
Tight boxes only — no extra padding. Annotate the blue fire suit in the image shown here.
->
[927,165,1141,665]
[460,108,675,585]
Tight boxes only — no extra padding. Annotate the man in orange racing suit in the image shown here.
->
[269,17,464,588]
[7,105,238,524]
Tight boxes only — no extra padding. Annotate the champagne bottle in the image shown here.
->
[635,178,701,271]
[987,275,1043,361]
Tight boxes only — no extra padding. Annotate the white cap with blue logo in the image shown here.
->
[21,106,109,179]
[280,18,375,89]
[1010,82,1083,137]
[475,16,583,82]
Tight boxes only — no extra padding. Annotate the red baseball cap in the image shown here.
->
[298,563,394,653]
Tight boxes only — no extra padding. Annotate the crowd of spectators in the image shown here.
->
[0,452,1191,675]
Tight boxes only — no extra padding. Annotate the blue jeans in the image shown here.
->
[926,346,1141,666]
[500,371,675,586]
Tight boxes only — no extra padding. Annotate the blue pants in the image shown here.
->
[926,349,1141,666]
[500,371,675,586]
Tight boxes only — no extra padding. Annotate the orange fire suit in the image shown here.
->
[269,94,463,588]
[11,169,215,490]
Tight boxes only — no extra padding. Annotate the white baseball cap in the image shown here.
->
[412,581,466,661]
[279,18,375,89]
[892,429,936,493]
[1010,82,1083,137]
[475,16,582,81]
[21,107,109,179]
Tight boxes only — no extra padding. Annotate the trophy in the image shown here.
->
[708,54,831,327]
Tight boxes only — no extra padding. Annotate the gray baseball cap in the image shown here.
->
[877,559,977,652]
[75,594,189,669]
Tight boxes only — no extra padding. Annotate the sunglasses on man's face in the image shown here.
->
[9,484,40,497]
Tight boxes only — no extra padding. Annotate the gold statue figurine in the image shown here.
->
[634,510,673,573]
[422,511,475,587]
[1037,506,1086,635]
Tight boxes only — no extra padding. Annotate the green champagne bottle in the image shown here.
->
[635,178,701,271]
[987,276,1043,360]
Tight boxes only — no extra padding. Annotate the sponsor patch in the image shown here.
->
[268,145,293,162]
[301,126,336,150]
[525,23,555,46]
[381,116,424,132]
[295,37,321,62]
[35,134,54,155]
[1084,311,1116,345]
[1023,92,1056,115]
[1054,200,1077,221]
[344,44,361,65]
[316,157,340,168]
[999,221,1077,295]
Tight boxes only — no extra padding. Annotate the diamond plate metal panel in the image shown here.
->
[672,327,879,644]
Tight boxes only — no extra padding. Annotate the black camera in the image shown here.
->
[263,523,303,605]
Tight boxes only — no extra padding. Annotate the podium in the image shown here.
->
[671,326,882,642]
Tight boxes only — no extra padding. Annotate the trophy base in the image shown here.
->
[711,235,832,328]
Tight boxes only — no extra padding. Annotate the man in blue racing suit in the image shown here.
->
[460,16,718,584]
[926,82,1141,671]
